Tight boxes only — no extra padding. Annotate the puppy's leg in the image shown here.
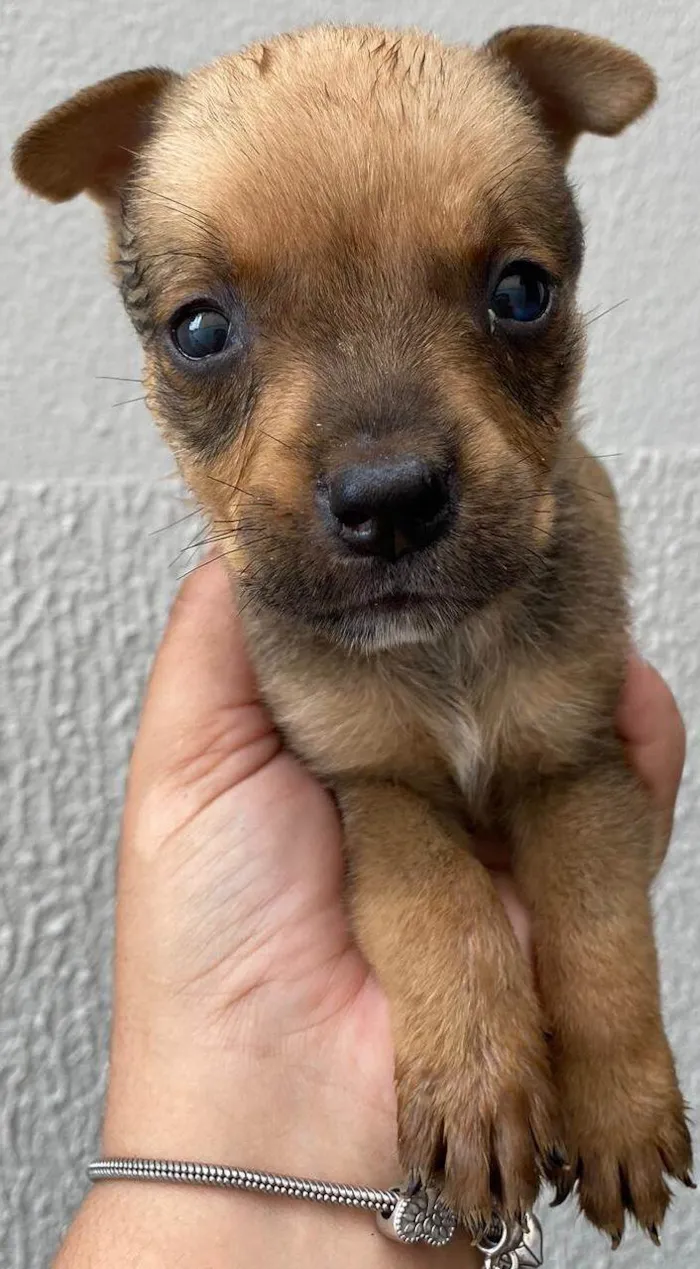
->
[510,753,692,1243]
[339,780,560,1232]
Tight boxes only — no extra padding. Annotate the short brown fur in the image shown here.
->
[13,22,692,1245]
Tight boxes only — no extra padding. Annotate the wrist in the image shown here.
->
[102,992,399,1186]
[86,993,484,1267]
[103,1050,395,1183]
[60,1183,481,1269]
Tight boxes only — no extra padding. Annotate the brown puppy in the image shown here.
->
[13,23,693,1246]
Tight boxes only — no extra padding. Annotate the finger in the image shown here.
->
[490,872,532,961]
[616,654,686,817]
[128,556,278,796]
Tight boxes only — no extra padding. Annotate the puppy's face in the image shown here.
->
[14,26,656,652]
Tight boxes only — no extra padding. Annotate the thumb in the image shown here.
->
[126,556,280,823]
[616,654,686,819]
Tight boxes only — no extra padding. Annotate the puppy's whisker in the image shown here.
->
[149,507,202,536]
[236,566,271,613]
[111,395,148,407]
[239,557,271,579]
[168,520,216,565]
[135,183,220,233]
[178,527,273,554]
[207,517,266,531]
[126,249,226,270]
[204,473,275,506]
[487,144,544,200]
[175,550,238,581]
[237,591,263,619]
[585,298,628,327]
[260,430,296,454]
[95,374,143,383]
[562,479,615,502]
[201,519,272,536]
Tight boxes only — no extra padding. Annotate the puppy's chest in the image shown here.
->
[397,663,600,804]
[269,655,567,810]
[266,643,603,826]
[390,673,519,809]
[423,693,489,800]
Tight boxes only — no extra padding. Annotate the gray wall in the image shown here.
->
[2,1,698,1265]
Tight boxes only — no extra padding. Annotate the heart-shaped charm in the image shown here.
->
[376,1186,457,1246]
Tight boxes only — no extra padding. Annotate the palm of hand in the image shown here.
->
[129,685,530,1153]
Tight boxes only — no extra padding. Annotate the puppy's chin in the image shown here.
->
[248,588,469,655]
[323,601,456,655]
[240,548,532,655]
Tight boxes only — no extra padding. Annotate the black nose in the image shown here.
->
[324,457,452,560]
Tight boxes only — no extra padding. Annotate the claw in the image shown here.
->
[648,1224,661,1247]
[467,1215,492,1245]
[610,1230,623,1251]
[619,1165,635,1215]
[549,1159,577,1208]
[544,1146,570,1172]
[550,1182,571,1209]
[682,1173,697,1190]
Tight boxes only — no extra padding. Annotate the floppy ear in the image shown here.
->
[12,68,179,219]
[485,26,656,158]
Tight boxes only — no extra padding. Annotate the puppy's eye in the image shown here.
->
[171,307,231,359]
[489,261,552,325]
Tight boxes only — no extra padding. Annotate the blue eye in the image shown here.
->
[490,261,552,325]
[172,307,231,358]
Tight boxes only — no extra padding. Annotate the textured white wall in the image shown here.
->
[1,2,698,1266]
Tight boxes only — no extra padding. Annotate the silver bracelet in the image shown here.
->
[88,1157,543,1264]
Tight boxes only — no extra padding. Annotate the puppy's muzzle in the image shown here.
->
[320,456,454,562]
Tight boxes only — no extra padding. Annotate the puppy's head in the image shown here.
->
[14,25,655,652]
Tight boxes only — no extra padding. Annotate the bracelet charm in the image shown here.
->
[375,1185,458,1246]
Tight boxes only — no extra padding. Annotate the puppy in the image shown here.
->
[13,23,693,1246]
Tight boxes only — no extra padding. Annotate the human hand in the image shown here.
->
[89,559,685,1267]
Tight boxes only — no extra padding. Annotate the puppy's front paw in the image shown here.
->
[395,1007,562,1235]
[551,1032,694,1245]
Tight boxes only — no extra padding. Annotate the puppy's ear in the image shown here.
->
[12,68,178,218]
[485,26,656,157]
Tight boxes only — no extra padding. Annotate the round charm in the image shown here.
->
[377,1186,458,1246]
[477,1214,524,1257]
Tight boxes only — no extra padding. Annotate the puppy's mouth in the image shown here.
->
[240,544,488,650]
[321,589,457,651]
[338,591,436,614]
